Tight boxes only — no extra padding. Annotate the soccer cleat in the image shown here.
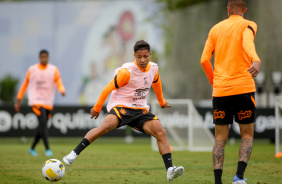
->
[167,166,184,182]
[63,151,78,166]
[29,148,38,156]
[232,175,247,184]
[45,149,53,156]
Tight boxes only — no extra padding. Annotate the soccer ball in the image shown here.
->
[42,159,65,182]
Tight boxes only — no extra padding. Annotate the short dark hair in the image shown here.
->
[39,50,49,56]
[134,40,150,53]
[228,0,246,11]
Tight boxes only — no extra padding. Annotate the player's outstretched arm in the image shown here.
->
[54,67,66,96]
[15,69,30,112]
[152,71,167,107]
[92,68,130,118]
[92,82,115,116]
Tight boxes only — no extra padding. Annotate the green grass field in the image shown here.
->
[0,137,281,184]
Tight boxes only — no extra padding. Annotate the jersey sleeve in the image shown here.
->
[242,22,261,63]
[93,68,130,112]
[113,68,131,88]
[16,69,30,100]
[201,31,215,86]
[54,67,66,93]
[152,70,166,106]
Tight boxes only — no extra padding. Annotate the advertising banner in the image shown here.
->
[0,106,277,140]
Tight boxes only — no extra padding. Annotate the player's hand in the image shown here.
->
[248,61,260,77]
[14,100,21,112]
[161,101,171,109]
[90,108,100,119]
[61,92,65,96]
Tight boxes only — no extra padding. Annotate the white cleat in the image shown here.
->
[63,151,77,166]
[232,180,247,184]
[167,166,184,182]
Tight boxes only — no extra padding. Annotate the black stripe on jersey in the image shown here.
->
[114,75,119,89]
[153,74,159,83]
[247,25,255,36]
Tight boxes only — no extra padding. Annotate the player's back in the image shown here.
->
[210,15,257,97]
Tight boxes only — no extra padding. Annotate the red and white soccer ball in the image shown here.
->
[42,159,65,182]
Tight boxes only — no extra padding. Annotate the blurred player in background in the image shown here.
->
[14,50,65,157]
[201,0,261,184]
[63,40,184,182]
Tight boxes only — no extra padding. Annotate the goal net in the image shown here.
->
[151,99,214,152]
[275,96,282,157]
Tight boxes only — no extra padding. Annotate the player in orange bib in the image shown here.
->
[201,1,261,184]
[63,40,184,182]
[14,50,65,157]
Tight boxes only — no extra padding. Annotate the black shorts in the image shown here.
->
[108,107,158,133]
[212,92,256,125]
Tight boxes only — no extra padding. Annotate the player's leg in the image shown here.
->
[212,96,233,184]
[29,107,47,156]
[30,132,40,150]
[29,130,40,156]
[45,109,53,156]
[232,92,256,184]
[232,123,254,184]
[143,119,184,182]
[84,114,119,142]
[63,114,119,165]
[213,125,229,169]
[238,123,254,163]
[143,119,170,155]
[37,108,52,156]
[213,124,229,184]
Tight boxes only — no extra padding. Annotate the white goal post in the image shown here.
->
[151,99,214,152]
[275,96,282,157]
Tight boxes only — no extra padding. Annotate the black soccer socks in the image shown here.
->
[162,153,173,170]
[236,161,247,179]
[73,138,90,155]
[214,169,223,184]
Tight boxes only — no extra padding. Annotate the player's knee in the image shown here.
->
[155,128,167,140]
[103,125,111,134]
[98,124,112,134]
[241,134,253,140]
[240,130,254,139]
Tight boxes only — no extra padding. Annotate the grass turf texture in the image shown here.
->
[0,137,281,184]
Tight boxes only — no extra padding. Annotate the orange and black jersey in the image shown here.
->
[201,15,261,97]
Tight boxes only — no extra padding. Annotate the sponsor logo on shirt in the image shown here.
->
[133,88,149,101]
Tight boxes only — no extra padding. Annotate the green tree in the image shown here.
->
[0,74,19,104]
[158,0,212,11]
